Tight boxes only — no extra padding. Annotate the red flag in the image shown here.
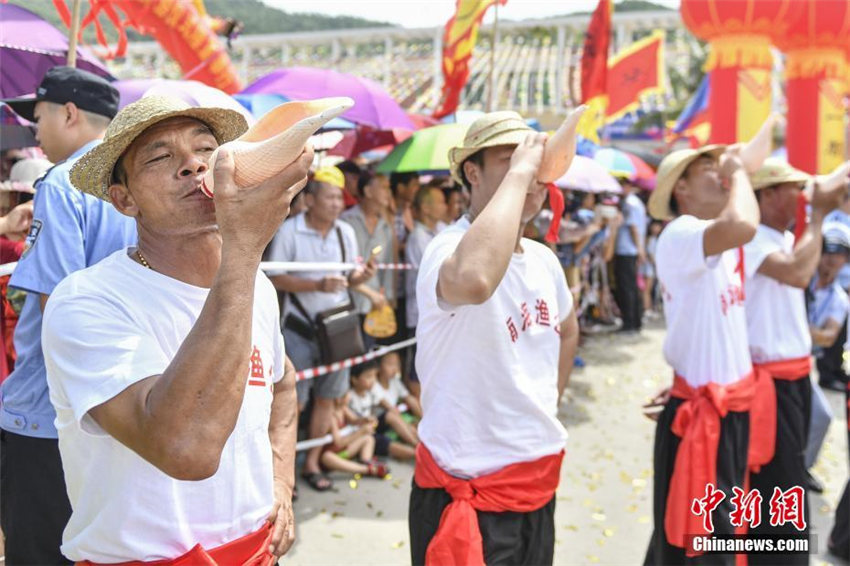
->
[433,0,506,119]
[605,30,665,122]
[577,0,612,142]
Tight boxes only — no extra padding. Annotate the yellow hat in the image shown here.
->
[750,158,810,190]
[312,165,345,189]
[648,144,726,221]
[448,111,533,185]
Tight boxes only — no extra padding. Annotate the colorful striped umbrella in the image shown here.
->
[376,123,468,174]
[593,147,656,190]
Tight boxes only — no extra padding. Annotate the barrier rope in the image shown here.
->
[295,338,416,381]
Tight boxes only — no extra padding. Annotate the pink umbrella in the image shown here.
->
[553,156,622,194]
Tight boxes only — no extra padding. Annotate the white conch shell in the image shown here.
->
[739,113,778,174]
[538,105,588,184]
[201,96,354,196]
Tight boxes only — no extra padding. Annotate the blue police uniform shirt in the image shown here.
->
[0,140,137,438]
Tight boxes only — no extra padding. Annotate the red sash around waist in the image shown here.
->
[665,372,755,555]
[414,443,563,566]
[748,357,811,472]
[77,522,274,566]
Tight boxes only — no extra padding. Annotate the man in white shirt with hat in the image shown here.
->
[40,95,310,564]
[742,158,848,564]
[643,144,760,564]
[409,110,580,566]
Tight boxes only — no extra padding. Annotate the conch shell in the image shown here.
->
[739,113,778,174]
[201,97,354,196]
[538,105,588,184]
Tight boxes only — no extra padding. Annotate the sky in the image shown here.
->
[262,0,681,29]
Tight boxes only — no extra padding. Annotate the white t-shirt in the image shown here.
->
[42,250,284,562]
[743,225,812,363]
[348,388,379,418]
[655,215,753,387]
[415,216,571,478]
[266,212,358,321]
[372,375,410,408]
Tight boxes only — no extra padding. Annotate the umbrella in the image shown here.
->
[376,123,468,174]
[328,127,412,159]
[553,156,622,194]
[114,79,255,125]
[1,104,36,152]
[0,3,113,99]
[593,147,656,190]
[241,67,414,130]
[233,92,354,130]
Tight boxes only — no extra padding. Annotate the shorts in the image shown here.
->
[283,325,350,403]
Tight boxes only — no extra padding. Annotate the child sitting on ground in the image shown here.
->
[349,360,416,461]
[372,353,421,448]
[320,392,390,479]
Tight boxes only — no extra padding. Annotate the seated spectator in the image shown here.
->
[341,171,396,342]
[348,361,415,461]
[268,166,377,493]
[372,352,420,448]
[320,393,390,479]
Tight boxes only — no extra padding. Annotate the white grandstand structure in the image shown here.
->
[110,10,697,125]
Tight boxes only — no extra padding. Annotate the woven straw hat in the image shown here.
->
[750,158,810,190]
[448,111,533,184]
[648,144,726,221]
[70,95,248,200]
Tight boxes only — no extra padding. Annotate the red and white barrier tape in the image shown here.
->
[0,260,413,278]
[295,337,416,381]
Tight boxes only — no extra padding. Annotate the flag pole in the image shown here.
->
[487,2,499,112]
[66,0,83,67]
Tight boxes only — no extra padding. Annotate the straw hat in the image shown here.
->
[750,158,810,190]
[70,96,248,200]
[313,165,345,189]
[648,144,726,221]
[448,111,533,185]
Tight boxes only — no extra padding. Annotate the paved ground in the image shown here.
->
[287,319,850,565]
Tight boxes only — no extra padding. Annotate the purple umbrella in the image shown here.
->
[113,79,254,124]
[0,3,113,99]
[1,104,36,151]
[241,67,413,131]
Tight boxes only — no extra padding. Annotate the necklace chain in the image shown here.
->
[136,249,152,270]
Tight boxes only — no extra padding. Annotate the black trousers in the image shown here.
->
[748,377,811,565]
[614,254,642,330]
[644,398,749,565]
[0,430,72,565]
[409,480,556,566]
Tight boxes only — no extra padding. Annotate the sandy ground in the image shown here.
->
[286,319,850,565]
